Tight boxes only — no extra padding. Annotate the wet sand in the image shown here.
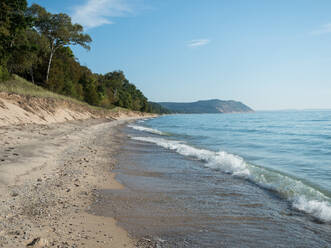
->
[0,118,139,247]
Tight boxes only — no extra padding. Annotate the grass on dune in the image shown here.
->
[0,75,82,102]
[0,75,150,116]
[0,75,122,112]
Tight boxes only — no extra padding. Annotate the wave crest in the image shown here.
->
[128,125,166,135]
[130,136,331,222]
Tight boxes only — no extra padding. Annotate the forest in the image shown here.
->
[0,0,170,114]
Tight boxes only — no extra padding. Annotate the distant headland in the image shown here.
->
[157,99,254,114]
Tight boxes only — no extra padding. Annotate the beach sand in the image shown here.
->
[0,117,147,247]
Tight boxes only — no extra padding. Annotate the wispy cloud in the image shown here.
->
[187,39,210,47]
[71,0,133,29]
[311,23,331,35]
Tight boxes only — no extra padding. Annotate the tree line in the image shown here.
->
[0,0,170,114]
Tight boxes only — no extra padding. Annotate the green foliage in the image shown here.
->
[26,4,92,82]
[0,0,29,70]
[84,83,100,106]
[0,0,28,50]
[0,75,75,100]
[28,4,92,50]
[0,65,10,82]
[0,2,169,114]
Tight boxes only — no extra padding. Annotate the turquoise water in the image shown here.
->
[129,111,331,222]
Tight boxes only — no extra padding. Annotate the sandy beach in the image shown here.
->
[0,117,149,247]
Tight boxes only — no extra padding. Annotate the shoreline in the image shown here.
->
[0,117,150,247]
[93,117,331,247]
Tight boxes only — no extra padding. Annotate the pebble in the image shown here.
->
[26,237,48,247]
[11,192,19,197]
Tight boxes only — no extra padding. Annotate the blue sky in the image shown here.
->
[27,0,331,110]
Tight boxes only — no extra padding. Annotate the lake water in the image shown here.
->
[96,111,331,247]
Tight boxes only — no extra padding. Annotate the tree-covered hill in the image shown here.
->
[0,0,167,114]
[158,99,253,113]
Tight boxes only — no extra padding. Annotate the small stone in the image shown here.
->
[11,192,19,197]
[27,237,49,247]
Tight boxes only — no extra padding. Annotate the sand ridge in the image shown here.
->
[0,92,155,127]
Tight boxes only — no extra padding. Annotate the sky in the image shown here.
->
[27,0,331,110]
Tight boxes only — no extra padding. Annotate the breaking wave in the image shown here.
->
[136,118,149,123]
[131,136,331,222]
[128,125,167,136]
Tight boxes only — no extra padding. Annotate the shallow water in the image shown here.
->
[132,111,331,222]
[95,112,331,247]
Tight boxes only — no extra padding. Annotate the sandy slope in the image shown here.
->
[0,92,153,127]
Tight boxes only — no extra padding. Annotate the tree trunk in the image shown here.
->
[30,67,35,84]
[46,50,54,83]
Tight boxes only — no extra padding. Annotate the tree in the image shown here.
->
[0,0,29,65]
[27,4,92,83]
[24,29,49,84]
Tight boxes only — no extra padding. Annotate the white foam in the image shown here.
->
[131,137,251,176]
[131,136,331,222]
[128,125,166,135]
[137,118,149,123]
[293,196,331,221]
